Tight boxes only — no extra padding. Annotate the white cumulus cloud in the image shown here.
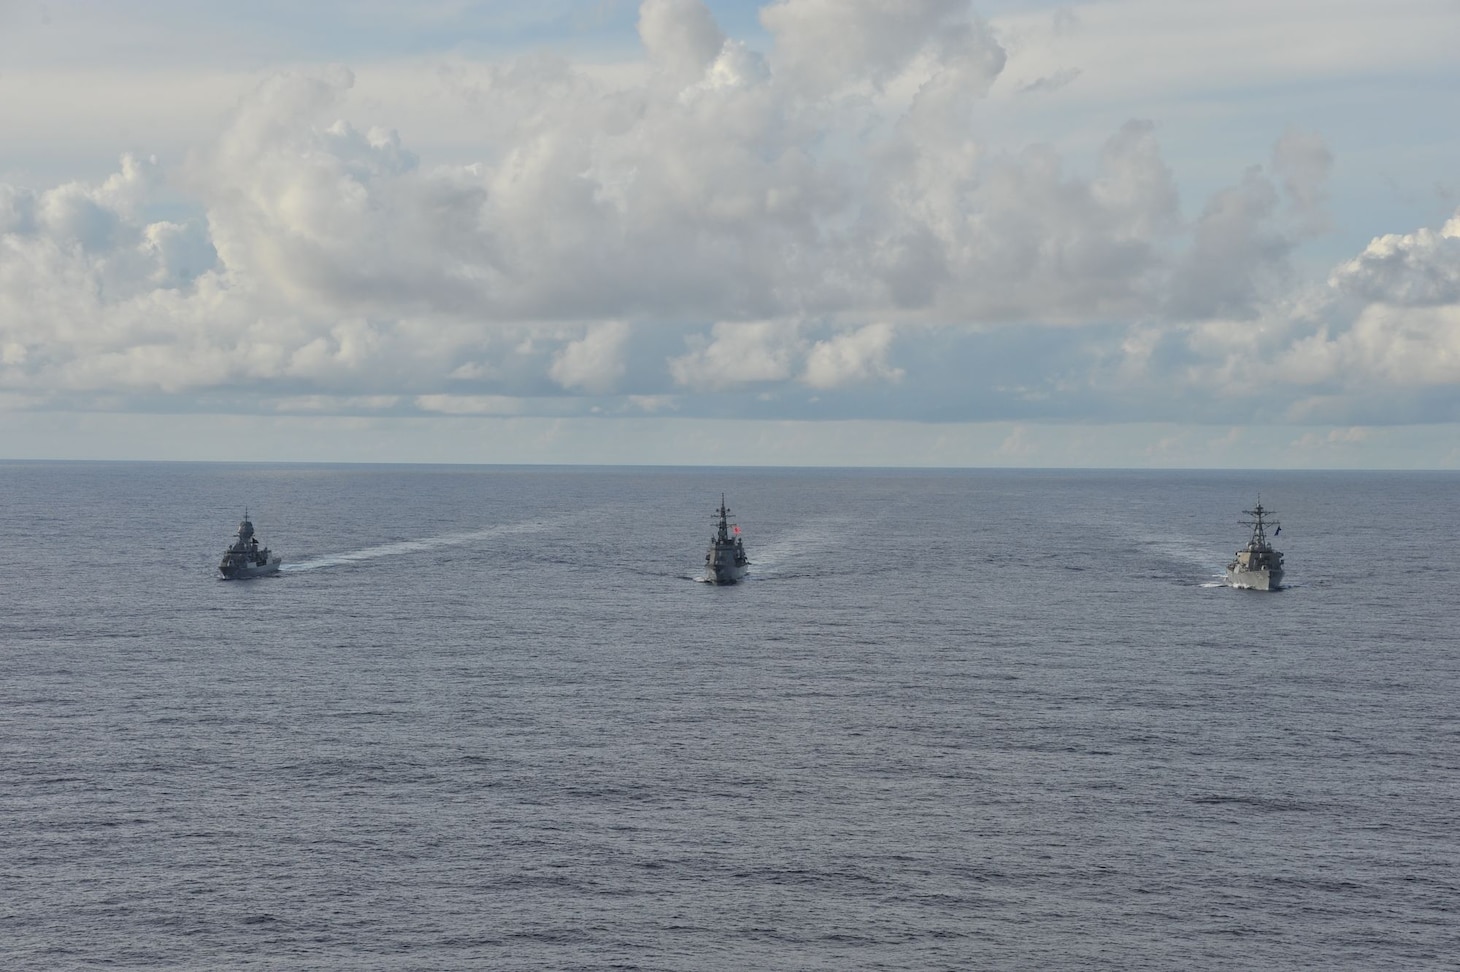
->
[1,0,1457,439]
[639,0,727,84]
[1329,216,1460,308]
[670,320,804,390]
[549,321,631,393]
[802,323,903,389]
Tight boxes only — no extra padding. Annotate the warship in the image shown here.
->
[703,495,750,585]
[1225,500,1283,591]
[218,511,281,580]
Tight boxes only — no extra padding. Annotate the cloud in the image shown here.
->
[1288,426,1375,457]
[1100,202,1460,424]
[0,154,227,395]
[670,320,803,390]
[193,69,496,316]
[761,0,1001,98]
[984,0,1457,104]
[639,0,726,84]
[627,394,678,413]
[274,395,401,413]
[861,118,1182,321]
[998,425,1035,459]
[1166,163,1297,321]
[549,320,631,393]
[1,153,185,299]
[1329,215,1460,307]
[414,394,523,415]
[666,318,906,396]
[1,0,1458,442]
[1284,208,1460,399]
[1017,67,1082,95]
[802,323,903,389]
[1272,127,1333,234]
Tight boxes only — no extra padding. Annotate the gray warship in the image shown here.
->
[1225,500,1283,591]
[703,495,750,585]
[218,511,281,580]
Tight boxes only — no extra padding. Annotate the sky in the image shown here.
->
[2,0,1459,467]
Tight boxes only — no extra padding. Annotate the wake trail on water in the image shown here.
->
[747,516,857,579]
[1134,532,1223,571]
[281,514,578,572]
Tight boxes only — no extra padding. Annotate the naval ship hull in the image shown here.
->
[1225,567,1282,591]
[704,544,749,585]
[703,495,750,584]
[705,565,748,585]
[219,558,281,580]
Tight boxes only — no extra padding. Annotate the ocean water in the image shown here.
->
[2,462,1456,970]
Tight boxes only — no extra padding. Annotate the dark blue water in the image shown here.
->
[2,463,1456,969]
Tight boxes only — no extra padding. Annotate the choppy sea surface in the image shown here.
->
[2,462,1457,970]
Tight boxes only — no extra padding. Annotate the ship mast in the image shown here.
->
[713,494,733,543]
[1238,500,1278,549]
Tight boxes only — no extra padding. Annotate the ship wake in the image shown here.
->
[281,515,572,572]
[747,516,857,579]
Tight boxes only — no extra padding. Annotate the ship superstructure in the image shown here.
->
[1225,500,1284,591]
[219,511,281,580]
[703,495,750,585]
